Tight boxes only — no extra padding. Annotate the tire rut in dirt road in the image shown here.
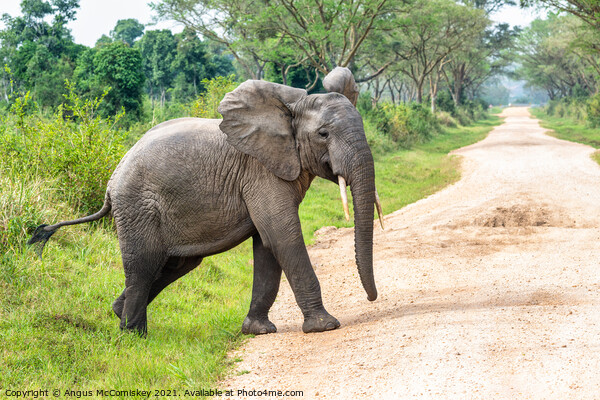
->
[219,107,600,399]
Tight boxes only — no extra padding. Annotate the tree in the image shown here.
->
[516,14,599,99]
[111,18,145,46]
[0,0,83,108]
[151,0,404,85]
[523,0,600,29]
[170,27,213,101]
[136,30,178,106]
[443,23,518,106]
[388,0,488,104]
[74,42,145,117]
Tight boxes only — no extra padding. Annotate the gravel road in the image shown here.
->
[220,107,600,399]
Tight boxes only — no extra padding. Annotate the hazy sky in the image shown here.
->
[1,0,545,48]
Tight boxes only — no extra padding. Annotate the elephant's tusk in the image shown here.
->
[338,176,350,221]
[375,189,384,230]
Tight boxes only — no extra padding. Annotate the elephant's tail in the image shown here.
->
[27,193,113,259]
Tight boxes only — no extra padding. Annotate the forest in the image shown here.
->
[2,0,600,394]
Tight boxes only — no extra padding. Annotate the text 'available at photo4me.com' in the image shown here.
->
[4,388,305,398]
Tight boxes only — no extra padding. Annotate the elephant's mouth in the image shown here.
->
[319,154,337,183]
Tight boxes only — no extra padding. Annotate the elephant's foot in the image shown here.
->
[302,310,341,333]
[242,316,277,335]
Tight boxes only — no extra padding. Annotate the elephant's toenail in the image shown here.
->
[326,322,335,330]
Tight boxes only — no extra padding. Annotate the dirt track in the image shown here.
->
[220,107,600,399]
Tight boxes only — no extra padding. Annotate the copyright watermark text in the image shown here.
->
[4,388,304,398]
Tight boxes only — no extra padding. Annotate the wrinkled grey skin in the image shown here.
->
[29,68,377,336]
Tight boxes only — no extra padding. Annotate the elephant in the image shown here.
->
[28,67,383,336]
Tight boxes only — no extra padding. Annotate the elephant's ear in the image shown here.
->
[218,80,307,181]
[323,67,359,107]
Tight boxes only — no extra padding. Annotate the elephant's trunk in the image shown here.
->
[348,151,378,301]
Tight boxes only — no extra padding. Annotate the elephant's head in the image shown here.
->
[218,67,379,301]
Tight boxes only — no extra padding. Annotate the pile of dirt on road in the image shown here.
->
[473,203,564,228]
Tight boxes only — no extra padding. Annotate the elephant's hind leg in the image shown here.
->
[119,245,167,336]
[242,234,282,335]
[147,256,203,305]
[112,256,202,320]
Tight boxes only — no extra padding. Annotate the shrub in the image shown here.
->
[369,102,440,148]
[436,90,455,114]
[453,107,473,126]
[587,93,600,128]
[0,81,127,214]
[357,91,374,115]
[437,111,458,127]
[545,97,588,124]
[189,75,238,118]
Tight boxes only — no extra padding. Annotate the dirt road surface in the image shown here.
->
[220,107,600,399]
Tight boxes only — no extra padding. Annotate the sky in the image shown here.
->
[0,0,182,46]
[0,0,545,48]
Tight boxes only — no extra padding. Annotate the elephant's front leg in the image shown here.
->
[247,195,340,333]
[242,234,282,335]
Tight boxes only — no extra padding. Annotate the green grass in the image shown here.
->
[530,107,600,146]
[1,218,253,397]
[1,112,501,397]
[531,107,600,166]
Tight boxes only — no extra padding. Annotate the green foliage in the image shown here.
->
[136,30,178,105]
[450,99,489,125]
[435,90,456,114]
[0,177,68,259]
[93,42,146,119]
[516,14,599,100]
[367,102,441,148]
[0,0,83,109]
[586,93,600,127]
[111,18,145,46]
[545,97,588,124]
[0,81,127,214]
[436,111,458,127]
[189,75,238,118]
[170,28,235,102]
[479,82,510,106]
[357,91,374,115]
[73,42,146,121]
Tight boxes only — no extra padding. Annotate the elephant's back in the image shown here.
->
[107,116,248,212]
[109,118,227,185]
[138,117,225,148]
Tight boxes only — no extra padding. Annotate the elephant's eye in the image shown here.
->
[319,130,329,139]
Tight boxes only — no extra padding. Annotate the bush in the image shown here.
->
[368,102,440,148]
[587,93,600,128]
[436,111,458,127]
[545,97,588,124]
[357,91,374,115]
[0,81,127,214]
[189,75,238,118]
[436,90,455,114]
